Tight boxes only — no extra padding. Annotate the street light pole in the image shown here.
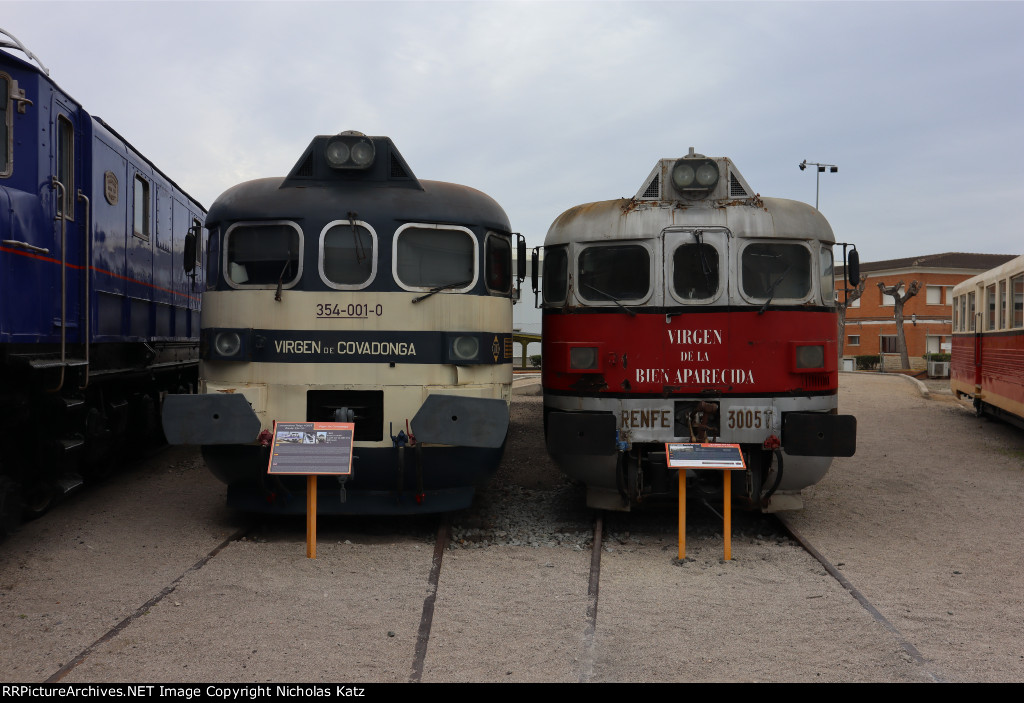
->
[798,160,838,210]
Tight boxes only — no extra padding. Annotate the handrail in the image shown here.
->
[49,177,66,393]
[78,190,90,389]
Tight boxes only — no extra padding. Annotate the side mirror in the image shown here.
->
[531,247,540,307]
[516,235,526,281]
[183,231,197,273]
[847,249,860,287]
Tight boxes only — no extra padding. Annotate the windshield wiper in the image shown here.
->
[274,258,293,302]
[693,230,714,295]
[412,280,471,304]
[757,266,792,315]
[581,282,637,316]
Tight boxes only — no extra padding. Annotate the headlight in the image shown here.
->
[324,133,375,170]
[205,328,251,361]
[214,331,242,357]
[671,157,720,199]
[795,344,825,369]
[325,141,351,167]
[451,335,480,361]
[569,347,599,370]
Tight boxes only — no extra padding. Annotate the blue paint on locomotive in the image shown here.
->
[0,36,206,533]
[0,47,205,346]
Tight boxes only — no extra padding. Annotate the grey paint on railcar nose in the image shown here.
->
[410,395,510,448]
[162,393,262,445]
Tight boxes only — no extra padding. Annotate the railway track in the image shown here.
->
[35,499,947,684]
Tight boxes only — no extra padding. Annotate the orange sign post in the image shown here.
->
[267,421,355,559]
[666,443,747,562]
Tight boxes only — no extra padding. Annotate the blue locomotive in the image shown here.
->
[0,31,206,533]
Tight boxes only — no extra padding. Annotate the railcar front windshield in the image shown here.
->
[225,222,302,287]
[485,233,512,295]
[542,246,568,304]
[819,245,835,304]
[578,244,650,303]
[672,243,719,300]
[395,226,475,290]
[321,221,375,288]
[741,242,812,300]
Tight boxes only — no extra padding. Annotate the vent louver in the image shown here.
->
[729,173,748,197]
[390,154,408,178]
[296,154,314,177]
[642,174,660,198]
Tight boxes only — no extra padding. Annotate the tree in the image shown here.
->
[838,275,867,359]
[877,280,922,369]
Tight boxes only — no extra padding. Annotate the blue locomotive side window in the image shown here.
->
[741,242,811,300]
[134,175,150,239]
[578,244,650,303]
[225,221,302,288]
[394,225,476,291]
[56,115,74,220]
[1,74,9,176]
[320,220,376,289]
[485,233,512,295]
[671,243,719,301]
[542,246,568,304]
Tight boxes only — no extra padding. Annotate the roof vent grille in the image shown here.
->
[390,154,409,178]
[729,173,748,197]
[641,174,660,199]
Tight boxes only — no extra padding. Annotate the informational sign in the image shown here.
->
[267,421,354,476]
[665,442,746,470]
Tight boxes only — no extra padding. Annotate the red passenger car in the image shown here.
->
[951,255,1024,428]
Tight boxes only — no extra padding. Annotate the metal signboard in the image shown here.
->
[267,421,355,476]
[665,442,746,470]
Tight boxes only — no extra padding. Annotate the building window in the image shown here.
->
[849,296,860,308]
[926,285,943,305]
[847,335,860,346]
[880,335,898,353]
[880,284,903,306]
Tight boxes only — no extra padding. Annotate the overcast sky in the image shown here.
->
[4,1,1022,265]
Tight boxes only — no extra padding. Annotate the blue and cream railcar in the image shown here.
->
[0,32,205,531]
[162,131,520,514]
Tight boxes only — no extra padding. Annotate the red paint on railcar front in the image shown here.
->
[543,309,838,396]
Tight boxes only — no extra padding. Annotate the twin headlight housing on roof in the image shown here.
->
[325,132,376,170]
[670,156,720,199]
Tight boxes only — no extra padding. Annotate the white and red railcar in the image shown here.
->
[951,255,1024,429]
[537,150,857,512]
